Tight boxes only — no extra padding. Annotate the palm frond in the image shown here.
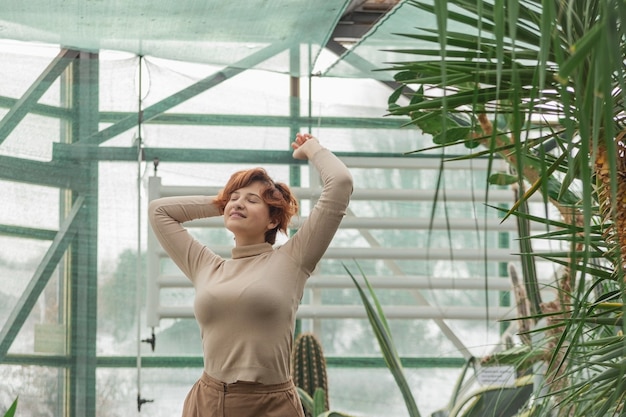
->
[343,263,421,417]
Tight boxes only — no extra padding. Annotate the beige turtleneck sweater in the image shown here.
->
[148,147,352,384]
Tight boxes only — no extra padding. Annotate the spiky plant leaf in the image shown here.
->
[3,398,17,417]
[344,263,421,417]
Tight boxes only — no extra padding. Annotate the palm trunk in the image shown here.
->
[594,132,626,279]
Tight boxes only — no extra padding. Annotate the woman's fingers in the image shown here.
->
[293,134,301,146]
[293,133,306,147]
[293,133,315,152]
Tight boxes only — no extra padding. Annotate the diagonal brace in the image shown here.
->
[0,195,85,360]
[88,42,289,145]
[0,49,79,145]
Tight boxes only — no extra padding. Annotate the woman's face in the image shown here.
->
[223,181,277,245]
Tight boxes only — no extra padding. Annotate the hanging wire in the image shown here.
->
[136,53,144,412]
[135,55,154,412]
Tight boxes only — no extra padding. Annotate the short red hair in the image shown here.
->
[213,168,298,244]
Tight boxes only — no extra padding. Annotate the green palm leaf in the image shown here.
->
[343,263,421,417]
[3,398,17,417]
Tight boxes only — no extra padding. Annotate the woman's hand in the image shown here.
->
[291,133,321,160]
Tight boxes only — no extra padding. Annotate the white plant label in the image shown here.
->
[477,365,516,387]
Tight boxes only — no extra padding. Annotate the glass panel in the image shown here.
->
[0,365,64,416]
[96,368,200,417]
[328,367,460,417]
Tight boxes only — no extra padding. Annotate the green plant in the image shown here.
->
[3,398,17,417]
[343,263,422,417]
[292,332,330,417]
[385,1,626,416]
[297,388,356,417]
[449,376,533,417]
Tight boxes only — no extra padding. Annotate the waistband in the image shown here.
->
[200,372,295,394]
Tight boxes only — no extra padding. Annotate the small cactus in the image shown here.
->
[291,332,329,416]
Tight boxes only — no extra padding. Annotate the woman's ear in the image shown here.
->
[267,219,279,230]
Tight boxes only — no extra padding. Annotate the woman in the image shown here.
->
[148,133,353,417]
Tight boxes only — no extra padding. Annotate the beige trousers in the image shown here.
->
[182,372,306,417]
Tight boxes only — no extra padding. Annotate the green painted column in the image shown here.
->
[289,46,303,338]
[65,51,100,417]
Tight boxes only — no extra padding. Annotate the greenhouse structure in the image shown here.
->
[2,1,625,417]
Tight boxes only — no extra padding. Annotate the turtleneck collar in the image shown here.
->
[231,242,273,259]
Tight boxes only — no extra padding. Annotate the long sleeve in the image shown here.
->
[148,195,223,282]
[282,147,353,274]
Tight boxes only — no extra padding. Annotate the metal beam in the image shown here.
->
[2,353,465,369]
[0,103,407,128]
[191,216,521,232]
[97,355,465,369]
[99,111,405,128]
[0,49,79,145]
[0,154,86,191]
[52,144,430,163]
[0,195,85,360]
[157,273,513,291]
[162,185,522,204]
[0,95,72,120]
[0,224,57,240]
[157,305,516,321]
[67,50,100,417]
[85,42,289,145]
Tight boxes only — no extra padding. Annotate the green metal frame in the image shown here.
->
[0,195,85,360]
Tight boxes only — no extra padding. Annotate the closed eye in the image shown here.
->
[229,191,261,203]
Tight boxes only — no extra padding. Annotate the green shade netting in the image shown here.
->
[0,0,351,75]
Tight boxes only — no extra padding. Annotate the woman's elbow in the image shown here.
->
[148,199,165,223]
[339,172,354,196]
[148,199,159,214]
